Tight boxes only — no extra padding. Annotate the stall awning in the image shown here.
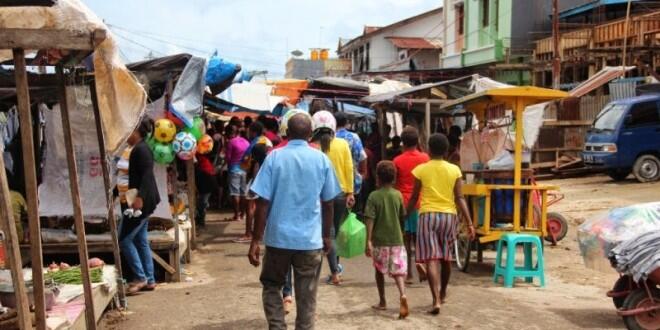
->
[386,37,441,49]
[440,86,569,112]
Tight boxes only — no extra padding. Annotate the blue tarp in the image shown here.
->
[559,0,636,19]
[338,102,375,118]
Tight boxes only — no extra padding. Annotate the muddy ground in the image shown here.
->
[101,175,660,330]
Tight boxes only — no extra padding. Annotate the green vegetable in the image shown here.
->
[45,266,103,285]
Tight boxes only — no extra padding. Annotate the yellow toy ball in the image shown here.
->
[154,119,177,143]
[197,134,214,154]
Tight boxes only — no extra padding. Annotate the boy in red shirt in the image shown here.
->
[393,126,429,283]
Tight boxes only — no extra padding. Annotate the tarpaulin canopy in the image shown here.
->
[0,0,147,154]
[219,82,285,113]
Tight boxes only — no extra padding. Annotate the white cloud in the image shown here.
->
[86,0,441,77]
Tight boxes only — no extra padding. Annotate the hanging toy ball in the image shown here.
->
[172,132,197,155]
[184,117,205,140]
[197,134,214,154]
[152,142,175,164]
[154,118,177,143]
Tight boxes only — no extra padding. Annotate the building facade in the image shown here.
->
[442,0,575,85]
[285,57,351,79]
[337,8,443,80]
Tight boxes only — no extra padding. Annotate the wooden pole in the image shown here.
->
[377,106,386,160]
[512,98,524,233]
[552,0,561,89]
[621,0,633,72]
[0,149,31,330]
[187,159,197,249]
[88,81,127,307]
[425,101,431,148]
[13,48,47,330]
[56,65,96,330]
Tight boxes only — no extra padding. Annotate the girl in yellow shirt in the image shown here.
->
[407,133,475,315]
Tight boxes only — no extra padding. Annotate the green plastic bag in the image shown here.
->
[336,212,366,259]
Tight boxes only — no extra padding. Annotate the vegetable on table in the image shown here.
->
[45,266,104,285]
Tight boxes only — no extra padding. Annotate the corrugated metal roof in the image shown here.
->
[386,37,441,49]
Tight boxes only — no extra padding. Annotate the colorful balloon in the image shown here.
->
[152,142,175,164]
[173,132,197,155]
[184,123,203,140]
[154,118,177,143]
[194,117,206,135]
[196,134,214,154]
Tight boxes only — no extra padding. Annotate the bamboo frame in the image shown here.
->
[0,147,30,329]
[56,65,96,330]
[13,48,47,330]
[88,82,127,307]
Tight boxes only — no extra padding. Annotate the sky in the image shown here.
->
[85,0,442,78]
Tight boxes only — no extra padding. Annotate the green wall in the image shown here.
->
[462,0,512,67]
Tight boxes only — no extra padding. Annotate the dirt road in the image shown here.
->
[102,175,660,330]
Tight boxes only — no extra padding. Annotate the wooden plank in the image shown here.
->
[13,48,47,330]
[531,161,557,169]
[151,250,176,274]
[0,28,106,51]
[186,159,197,249]
[55,65,96,330]
[88,81,126,308]
[0,150,31,330]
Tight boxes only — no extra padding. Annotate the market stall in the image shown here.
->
[438,87,568,271]
[0,1,147,328]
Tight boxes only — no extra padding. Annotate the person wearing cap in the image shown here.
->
[311,110,354,285]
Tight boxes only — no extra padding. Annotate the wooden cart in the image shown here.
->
[438,87,569,272]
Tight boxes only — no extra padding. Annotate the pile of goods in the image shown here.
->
[609,231,660,282]
[147,115,213,164]
[578,202,660,271]
[44,258,105,285]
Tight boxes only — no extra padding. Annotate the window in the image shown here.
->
[482,0,490,27]
[626,101,660,128]
[456,4,464,35]
[365,43,370,71]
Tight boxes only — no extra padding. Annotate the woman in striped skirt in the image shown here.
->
[406,134,475,315]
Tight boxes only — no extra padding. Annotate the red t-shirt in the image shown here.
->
[394,149,430,207]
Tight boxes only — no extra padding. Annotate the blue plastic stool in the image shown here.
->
[493,233,545,288]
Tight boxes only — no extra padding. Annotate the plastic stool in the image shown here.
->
[493,233,545,288]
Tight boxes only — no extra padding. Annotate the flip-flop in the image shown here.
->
[371,304,387,311]
[398,297,409,319]
[233,236,252,243]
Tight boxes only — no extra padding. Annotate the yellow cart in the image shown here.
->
[438,87,569,272]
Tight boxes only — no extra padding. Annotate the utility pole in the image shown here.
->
[621,0,632,74]
[552,0,561,89]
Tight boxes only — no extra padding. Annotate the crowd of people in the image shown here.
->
[117,109,475,328]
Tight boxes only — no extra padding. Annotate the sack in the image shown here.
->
[336,212,366,259]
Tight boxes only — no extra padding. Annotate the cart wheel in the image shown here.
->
[544,212,569,243]
[622,287,660,330]
[455,227,472,273]
[611,275,635,309]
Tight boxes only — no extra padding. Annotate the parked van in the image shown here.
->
[583,94,660,182]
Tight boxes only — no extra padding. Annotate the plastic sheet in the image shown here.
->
[578,202,660,272]
[169,56,207,128]
[336,213,366,259]
[0,0,147,154]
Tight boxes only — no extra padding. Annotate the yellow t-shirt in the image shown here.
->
[325,138,354,194]
[412,160,462,214]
